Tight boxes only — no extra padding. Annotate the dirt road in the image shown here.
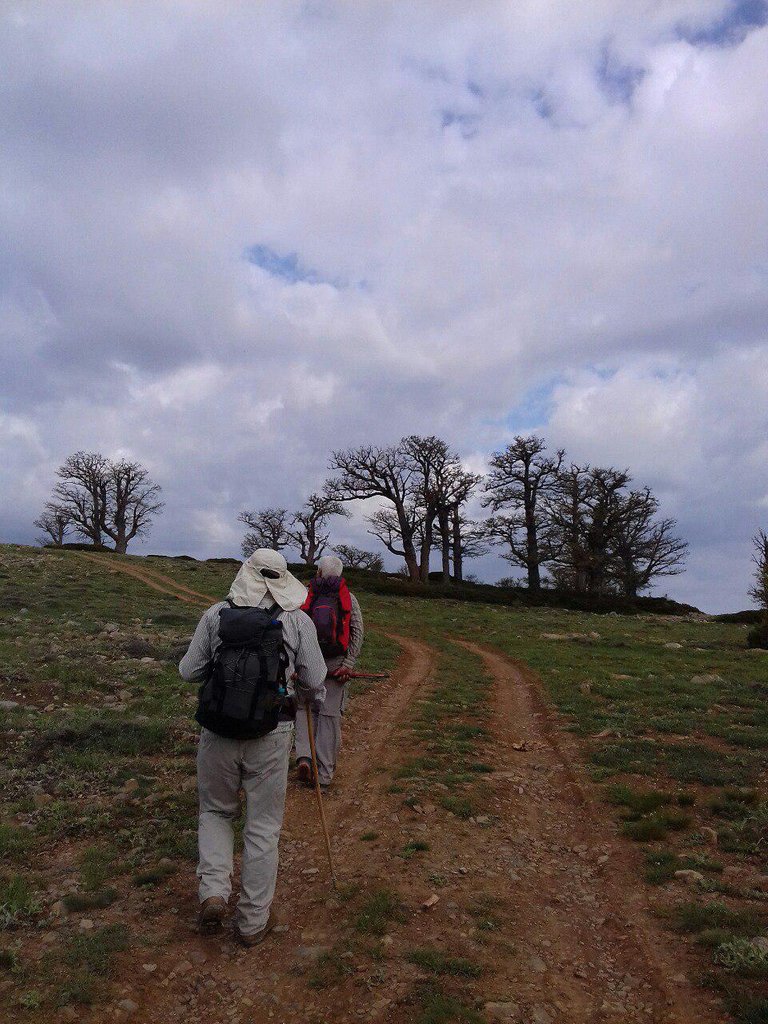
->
[77,556,723,1024]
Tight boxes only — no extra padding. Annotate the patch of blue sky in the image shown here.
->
[529,87,554,121]
[440,109,481,137]
[677,0,767,47]
[596,43,645,104]
[483,378,563,437]
[245,244,353,289]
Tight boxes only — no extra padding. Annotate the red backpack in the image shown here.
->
[301,576,352,657]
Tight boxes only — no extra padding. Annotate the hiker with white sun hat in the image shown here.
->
[179,548,327,946]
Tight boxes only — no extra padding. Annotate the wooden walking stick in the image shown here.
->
[305,704,338,890]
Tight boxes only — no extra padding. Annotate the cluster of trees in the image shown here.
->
[34,438,690,600]
[35,451,163,554]
[240,434,688,597]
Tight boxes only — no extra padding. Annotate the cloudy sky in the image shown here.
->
[1,1,767,612]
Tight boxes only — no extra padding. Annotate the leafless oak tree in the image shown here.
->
[483,436,563,592]
[34,503,73,547]
[327,445,420,581]
[51,451,163,553]
[333,544,384,572]
[611,487,688,597]
[101,459,164,554]
[286,493,349,566]
[238,507,290,557]
[53,451,111,548]
[750,530,768,611]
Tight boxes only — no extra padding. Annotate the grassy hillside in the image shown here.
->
[2,544,768,1022]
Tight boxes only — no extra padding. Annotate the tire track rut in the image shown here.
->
[459,639,720,1024]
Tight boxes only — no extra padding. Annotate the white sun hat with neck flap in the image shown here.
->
[227,549,308,611]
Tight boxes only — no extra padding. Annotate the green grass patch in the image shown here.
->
[63,889,117,912]
[354,888,404,936]
[0,825,34,863]
[401,840,430,860]
[407,947,482,978]
[0,875,40,929]
[54,923,130,1005]
[79,844,119,890]
[665,901,764,938]
[413,983,484,1024]
[715,938,768,977]
[132,863,177,886]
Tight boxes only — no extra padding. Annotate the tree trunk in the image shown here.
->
[421,520,434,585]
[451,507,463,583]
[438,507,451,582]
[525,508,541,592]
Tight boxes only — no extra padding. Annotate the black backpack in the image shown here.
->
[195,602,288,740]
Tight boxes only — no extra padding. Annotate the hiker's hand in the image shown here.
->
[331,667,351,684]
[310,697,324,714]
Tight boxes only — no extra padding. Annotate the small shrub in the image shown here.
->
[439,795,474,820]
[622,818,669,842]
[746,621,768,650]
[715,937,768,976]
[719,804,768,855]
[360,831,379,842]
[401,841,430,860]
[645,850,679,885]
[608,785,671,817]
[666,901,763,937]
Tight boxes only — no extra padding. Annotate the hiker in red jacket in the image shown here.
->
[295,554,364,791]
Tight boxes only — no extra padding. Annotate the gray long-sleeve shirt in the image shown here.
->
[179,601,328,705]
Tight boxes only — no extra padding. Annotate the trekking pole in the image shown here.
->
[346,671,389,680]
[305,704,338,890]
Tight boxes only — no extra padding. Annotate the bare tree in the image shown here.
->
[286,493,349,566]
[483,436,563,592]
[401,435,476,583]
[449,513,489,581]
[100,459,164,555]
[51,451,163,552]
[366,503,421,570]
[435,471,481,583]
[53,451,111,548]
[610,487,688,597]
[328,445,420,581]
[333,544,384,572]
[238,507,290,557]
[545,464,631,595]
[34,503,72,547]
[750,530,768,611]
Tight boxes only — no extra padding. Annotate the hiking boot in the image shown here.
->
[235,910,278,948]
[296,759,313,787]
[198,895,227,934]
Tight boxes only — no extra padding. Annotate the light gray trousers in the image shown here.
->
[196,722,293,935]
[294,677,347,786]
